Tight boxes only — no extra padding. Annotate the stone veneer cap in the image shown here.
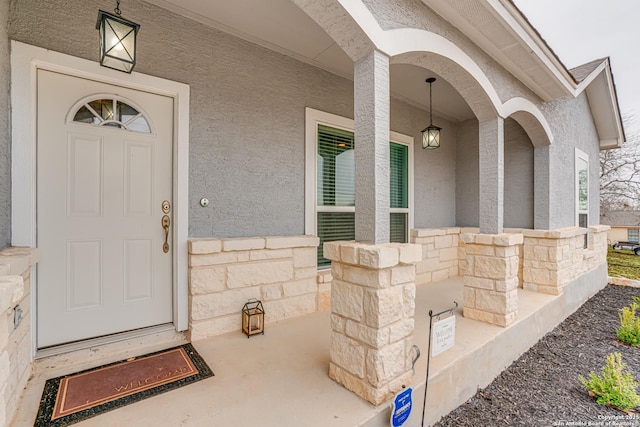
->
[266,235,320,249]
[522,226,586,240]
[222,237,266,251]
[411,229,446,238]
[189,239,222,254]
[461,233,523,246]
[359,245,399,269]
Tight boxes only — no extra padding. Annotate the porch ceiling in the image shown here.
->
[143,0,475,122]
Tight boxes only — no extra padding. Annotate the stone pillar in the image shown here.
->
[522,227,587,295]
[479,118,504,234]
[324,241,421,405]
[354,49,390,244]
[461,233,522,327]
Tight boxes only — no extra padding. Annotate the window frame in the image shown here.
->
[628,228,639,243]
[304,107,414,255]
[67,94,154,134]
[575,148,589,227]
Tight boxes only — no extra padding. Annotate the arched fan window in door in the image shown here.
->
[71,96,151,133]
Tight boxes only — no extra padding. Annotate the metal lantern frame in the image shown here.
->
[96,6,140,73]
[242,299,265,338]
[421,77,442,149]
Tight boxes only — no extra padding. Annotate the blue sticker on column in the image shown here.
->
[390,387,413,427]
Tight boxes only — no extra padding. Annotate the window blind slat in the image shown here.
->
[390,212,407,243]
[317,212,355,267]
[315,124,410,267]
[317,125,355,207]
[390,142,408,209]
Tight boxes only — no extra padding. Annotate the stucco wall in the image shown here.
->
[362,0,601,231]
[541,92,601,229]
[455,119,479,226]
[504,118,534,229]
[9,0,456,239]
[455,118,533,228]
[397,109,457,229]
[0,0,10,249]
[361,0,541,104]
[8,0,602,238]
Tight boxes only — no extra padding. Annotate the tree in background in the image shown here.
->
[600,114,640,211]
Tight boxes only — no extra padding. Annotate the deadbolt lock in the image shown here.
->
[162,200,171,214]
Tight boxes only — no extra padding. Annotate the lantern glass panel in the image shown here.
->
[422,126,441,149]
[242,300,265,337]
[97,11,139,73]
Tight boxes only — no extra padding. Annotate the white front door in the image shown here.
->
[36,69,174,348]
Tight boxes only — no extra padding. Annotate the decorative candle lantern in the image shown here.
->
[242,299,265,338]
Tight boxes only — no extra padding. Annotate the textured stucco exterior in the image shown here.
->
[541,92,601,229]
[8,0,603,238]
[0,0,10,249]
[504,118,534,229]
[456,118,534,228]
[456,119,479,227]
[9,0,461,239]
[362,0,541,104]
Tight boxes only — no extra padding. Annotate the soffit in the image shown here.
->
[424,0,575,101]
[143,0,475,121]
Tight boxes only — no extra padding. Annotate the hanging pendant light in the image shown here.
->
[421,77,441,149]
[96,0,140,73]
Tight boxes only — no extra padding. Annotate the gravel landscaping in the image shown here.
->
[434,284,640,427]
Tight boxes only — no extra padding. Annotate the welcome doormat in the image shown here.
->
[34,343,213,427]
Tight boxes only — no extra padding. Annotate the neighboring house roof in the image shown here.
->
[600,210,640,227]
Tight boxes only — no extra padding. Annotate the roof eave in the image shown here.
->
[575,58,625,150]
[425,0,577,101]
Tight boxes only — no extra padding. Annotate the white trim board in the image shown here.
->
[304,107,415,239]
[10,41,190,356]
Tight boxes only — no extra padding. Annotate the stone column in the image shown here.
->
[461,233,522,327]
[324,241,421,405]
[354,49,390,244]
[479,118,504,235]
[522,227,587,295]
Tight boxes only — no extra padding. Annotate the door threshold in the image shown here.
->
[36,324,179,359]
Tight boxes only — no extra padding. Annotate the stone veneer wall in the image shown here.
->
[522,226,609,295]
[411,228,463,284]
[188,235,327,340]
[0,247,38,427]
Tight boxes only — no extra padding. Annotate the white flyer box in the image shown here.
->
[431,315,455,357]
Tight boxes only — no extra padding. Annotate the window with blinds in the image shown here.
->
[316,125,410,267]
[576,150,589,249]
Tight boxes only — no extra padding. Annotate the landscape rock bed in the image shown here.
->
[435,284,640,427]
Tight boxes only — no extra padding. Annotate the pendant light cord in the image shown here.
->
[429,81,433,125]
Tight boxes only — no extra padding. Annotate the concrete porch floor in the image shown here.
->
[12,277,582,427]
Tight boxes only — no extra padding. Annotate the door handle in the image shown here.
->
[162,215,170,253]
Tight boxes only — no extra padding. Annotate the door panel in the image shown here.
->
[37,69,174,348]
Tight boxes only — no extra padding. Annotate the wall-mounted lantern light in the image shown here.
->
[96,1,140,73]
[421,77,442,149]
